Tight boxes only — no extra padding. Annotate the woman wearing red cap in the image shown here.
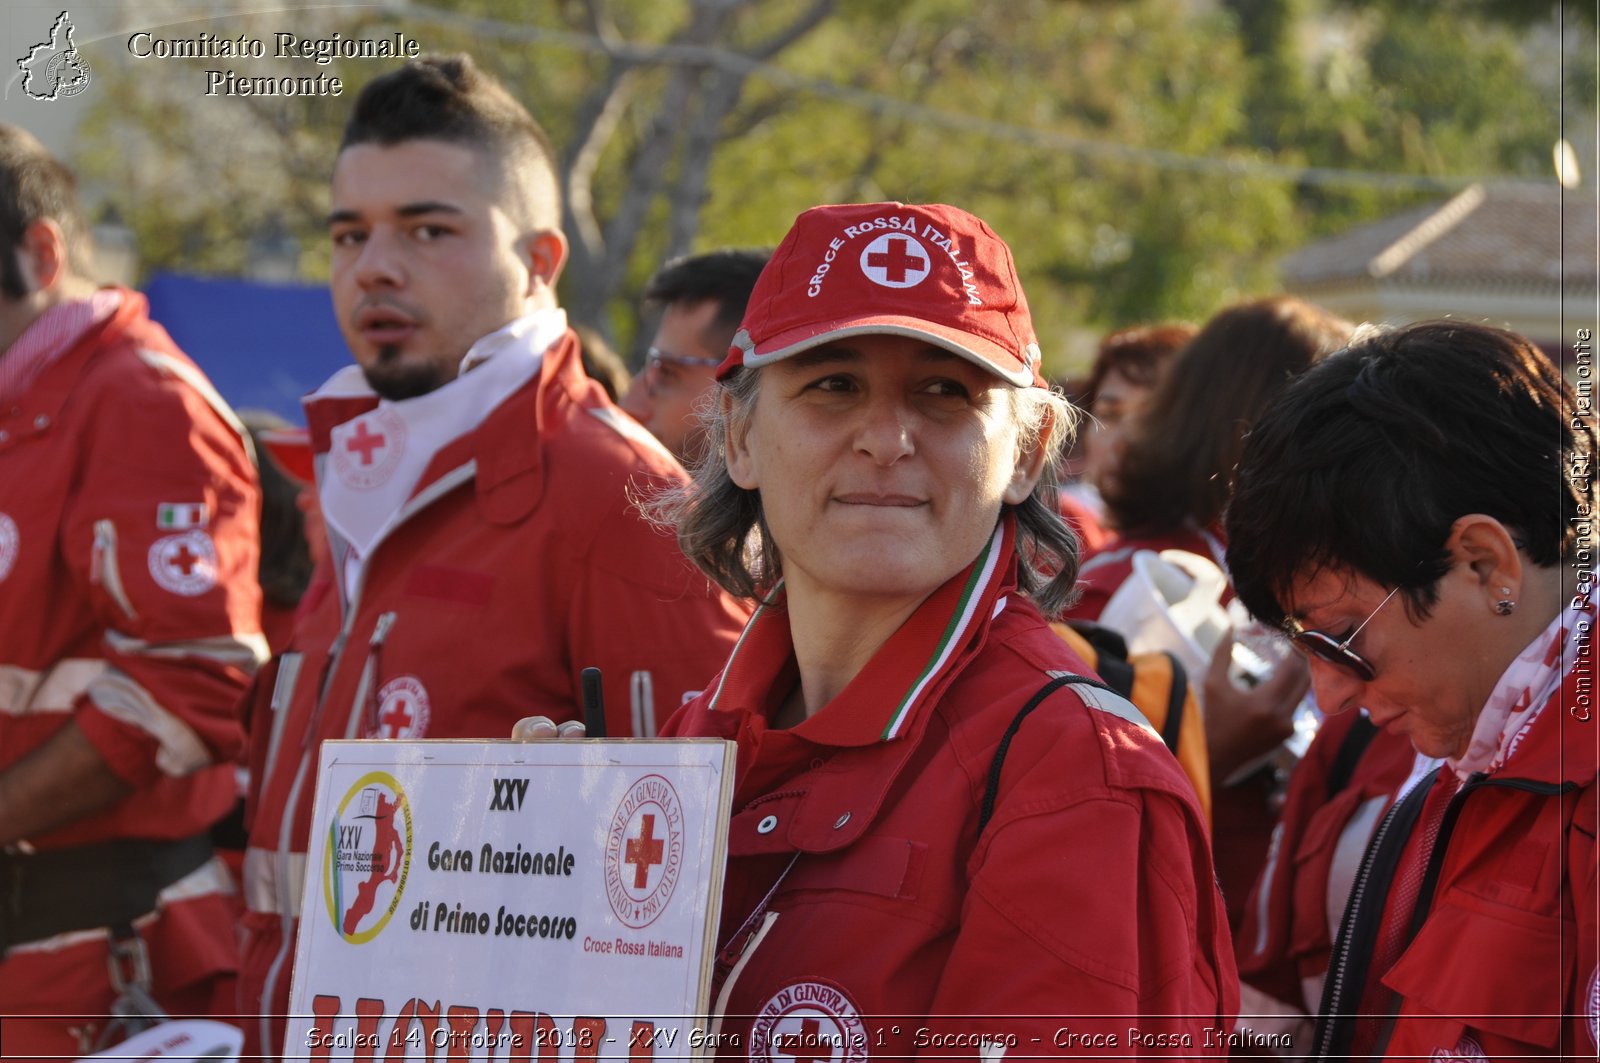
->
[639,202,1238,1056]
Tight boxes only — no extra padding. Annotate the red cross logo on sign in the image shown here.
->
[371,676,430,739]
[624,814,665,889]
[604,775,684,929]
[147,531,218,596]
[859,234,931,289]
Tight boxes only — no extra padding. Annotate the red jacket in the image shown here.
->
[1313,665,1599,1060]
[0,290,261,844]
[1063,523,1226,623]
[238,332,749,1059]
[661,521,1238,1058]
[0,291,262,1050]
[1235,711,1414,1011]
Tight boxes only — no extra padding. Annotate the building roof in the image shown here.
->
[1283,182,1598,292]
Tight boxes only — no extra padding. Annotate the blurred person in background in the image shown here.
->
[1070,322,1195,521]
[573,322,630,401]
[237,56,748,1060]
[1225,321,1596,1061]
[620,248,768,463]
[1063,295,1353,936]
[238,410,314,652]
[0,123,264,1057]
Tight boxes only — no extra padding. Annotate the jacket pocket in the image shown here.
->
[786,836,928,902]
[1383,894,1569,1048]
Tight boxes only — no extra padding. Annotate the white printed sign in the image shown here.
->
[285,739,736,1062]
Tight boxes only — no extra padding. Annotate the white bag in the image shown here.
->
[1098,549,1235,678]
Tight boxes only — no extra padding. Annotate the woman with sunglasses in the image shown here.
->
[1224,320,1597,1061]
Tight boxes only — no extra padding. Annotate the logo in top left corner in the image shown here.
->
[17,12,92,102]
[323,772,413,945]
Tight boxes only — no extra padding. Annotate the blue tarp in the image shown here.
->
[143,272,349,424]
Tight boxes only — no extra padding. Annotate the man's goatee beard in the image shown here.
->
[362,347,451,401]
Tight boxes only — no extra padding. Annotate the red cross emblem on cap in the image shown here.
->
[859,234,931,289]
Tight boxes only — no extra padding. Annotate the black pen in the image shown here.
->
[580,667,606,738]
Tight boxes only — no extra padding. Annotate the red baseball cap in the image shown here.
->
[719,202,1045,387]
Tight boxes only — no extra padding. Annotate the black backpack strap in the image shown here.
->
[1158,651,1188,755]
[1063,621,1134,697]
[978,673,1117,836]
[1325,714,1379,800]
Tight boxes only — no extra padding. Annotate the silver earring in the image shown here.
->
[1494,598,1516,616]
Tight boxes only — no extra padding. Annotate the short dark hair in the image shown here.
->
[644,249,770,342]
[1079,323,1196,410]
[1225,320,1595,628]
[1104,296,1352,534]
[340,55,561,228]
[0,124,90,298]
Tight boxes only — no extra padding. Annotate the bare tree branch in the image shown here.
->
[748,0,835,60]
[562,61,641,272]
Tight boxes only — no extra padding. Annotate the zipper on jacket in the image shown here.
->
[1367,772,1578,1054]
[1313,774,1425,1059]
[357,611,399,736]
[1316,770,1577,1058]
[262,608,395,1040]
[91,520,138,623]
[709,910,779,1043]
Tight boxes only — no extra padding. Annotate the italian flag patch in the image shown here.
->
[157,502,209,529]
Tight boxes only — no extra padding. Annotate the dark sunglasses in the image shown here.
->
[1282,583,1403,682]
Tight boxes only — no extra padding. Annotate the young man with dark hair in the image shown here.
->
[621,248,768,461]
[237,56,748,1060]
[0,124,266,1056]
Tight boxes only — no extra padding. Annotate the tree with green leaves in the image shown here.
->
[74,0,1574,374]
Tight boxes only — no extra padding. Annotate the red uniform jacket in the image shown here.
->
[1063,523,1225,624]
[0,290,260,840]
[1236,710,1414,1011]
[238,333,749,1059]
[0,291,262,1043]
[1313,666,1599,1060]
[661,521,1238,1058]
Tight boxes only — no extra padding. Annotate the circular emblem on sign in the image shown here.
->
[0,513,18,584]
[1428,1034,1487,1061]
[147,531,219,596]
[749,979,869,1063]
[47,51,92,98]
[858,233,931,289]
[331,409,407,490]
[604,774,685,929]
[369,676,431,739]
[322,771,412,944]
